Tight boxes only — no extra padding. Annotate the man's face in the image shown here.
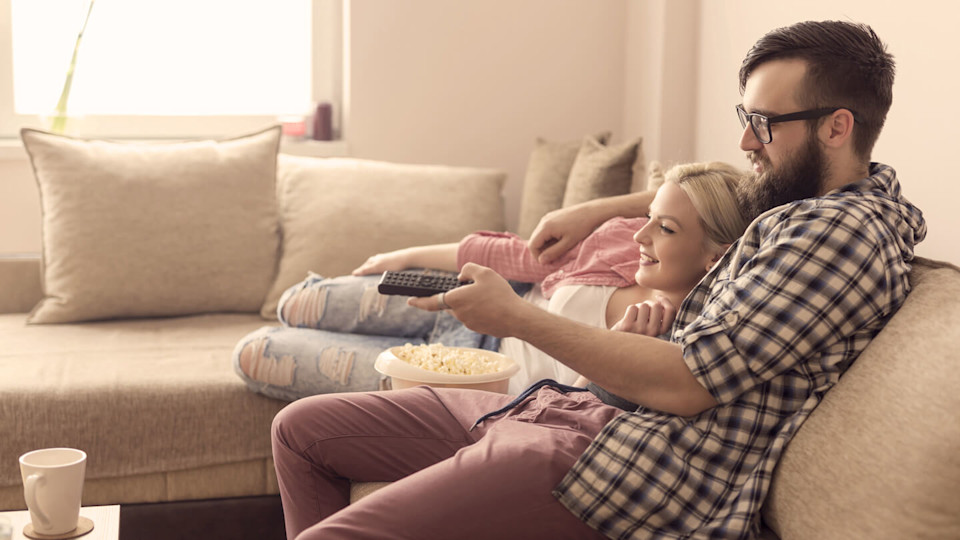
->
[737,59,827,218]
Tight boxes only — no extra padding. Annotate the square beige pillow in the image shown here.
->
[515,132,610,239]
[260,156,507,318]
[21,126,282,323]
[561,135,644,207]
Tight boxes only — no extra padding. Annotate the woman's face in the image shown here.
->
[633,182,719,295]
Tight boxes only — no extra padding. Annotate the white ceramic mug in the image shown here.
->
[18,448,86,536]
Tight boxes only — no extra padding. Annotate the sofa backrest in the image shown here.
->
[762,257,960,539]
[0,254,42,314]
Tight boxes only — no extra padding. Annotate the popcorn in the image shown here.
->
[394,344,502,375]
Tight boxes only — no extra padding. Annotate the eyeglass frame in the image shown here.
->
[735,104,862,144]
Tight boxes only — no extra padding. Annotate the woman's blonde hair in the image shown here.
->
[657,161,749,249]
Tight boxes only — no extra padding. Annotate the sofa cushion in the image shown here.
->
[259,156,507,318]
[0,312,286,509]
[515,133,610,239]
[762,257,960,539]
[20,126,281,323]
[0,254,42,314]
[561,135,643,208]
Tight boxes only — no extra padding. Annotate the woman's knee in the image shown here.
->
[234,328,295,388]
[279,274,406,332]
[278,273,334,327]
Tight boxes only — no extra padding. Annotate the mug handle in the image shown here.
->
[24,473,50,529]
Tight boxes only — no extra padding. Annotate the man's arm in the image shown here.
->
[528,190,654,264]
[410,263,718,417]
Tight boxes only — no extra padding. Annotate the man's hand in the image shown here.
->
[612,296,677,337]
[407,263,529,338]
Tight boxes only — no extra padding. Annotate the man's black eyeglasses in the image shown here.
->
[735,105,861,144]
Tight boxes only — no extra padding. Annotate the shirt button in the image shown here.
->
[557,269,564,276]
[722,312,739,327]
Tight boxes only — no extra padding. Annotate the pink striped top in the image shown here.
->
[457,217,645,299]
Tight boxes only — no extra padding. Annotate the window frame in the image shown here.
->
[0,0,344,140]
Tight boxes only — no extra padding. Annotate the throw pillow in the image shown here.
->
[260,156,506,318]
[645,161,666,191]
[21,126,282,323]
[515,132,610,239]
[561,135,643,208]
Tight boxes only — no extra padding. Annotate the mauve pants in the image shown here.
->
[271,385,621,540]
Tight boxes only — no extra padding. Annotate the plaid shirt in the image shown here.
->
[553,163,926,539]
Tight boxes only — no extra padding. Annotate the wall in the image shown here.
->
[345,0,628,233]
[622,0,700,167]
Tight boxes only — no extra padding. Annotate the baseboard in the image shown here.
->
[119,495,285,540]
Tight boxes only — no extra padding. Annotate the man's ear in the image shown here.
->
[821,109,856,149]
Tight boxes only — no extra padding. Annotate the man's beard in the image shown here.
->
[737,132,827,220]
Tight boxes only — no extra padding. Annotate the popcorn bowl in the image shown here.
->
[374,345,519,394]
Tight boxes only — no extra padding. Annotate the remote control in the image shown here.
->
[377,270,470,297]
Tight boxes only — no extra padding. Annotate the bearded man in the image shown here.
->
[271,20,926,539]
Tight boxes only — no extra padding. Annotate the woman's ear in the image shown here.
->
[705,244,730,272]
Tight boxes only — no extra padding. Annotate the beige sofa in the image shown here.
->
[2,127,957,539]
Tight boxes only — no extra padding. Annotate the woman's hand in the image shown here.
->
[612,296,677,337]
[353,244,460,276]
[351,250,410,276]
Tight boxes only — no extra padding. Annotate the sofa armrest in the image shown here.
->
[762,256,960,539]
[0,253,42,314]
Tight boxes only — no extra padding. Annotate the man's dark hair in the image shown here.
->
[739,20,895,161]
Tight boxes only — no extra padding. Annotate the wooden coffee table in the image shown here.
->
[0,505,119,540]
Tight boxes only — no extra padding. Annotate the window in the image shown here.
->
[0,0,342,139]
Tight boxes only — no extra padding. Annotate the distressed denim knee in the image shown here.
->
[233,326,400,401]
[278,273,440,337]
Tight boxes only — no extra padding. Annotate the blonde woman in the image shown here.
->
[234,162,750,400]
[270,160,753,539]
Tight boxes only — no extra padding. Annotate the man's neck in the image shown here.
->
[819,156,872,195]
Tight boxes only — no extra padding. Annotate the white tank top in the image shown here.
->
[500,283,617,394]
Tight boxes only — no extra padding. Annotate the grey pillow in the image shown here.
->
[515,132,610,239]
[562,135,643,208]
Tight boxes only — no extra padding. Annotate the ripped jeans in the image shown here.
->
[232,272,509,402]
